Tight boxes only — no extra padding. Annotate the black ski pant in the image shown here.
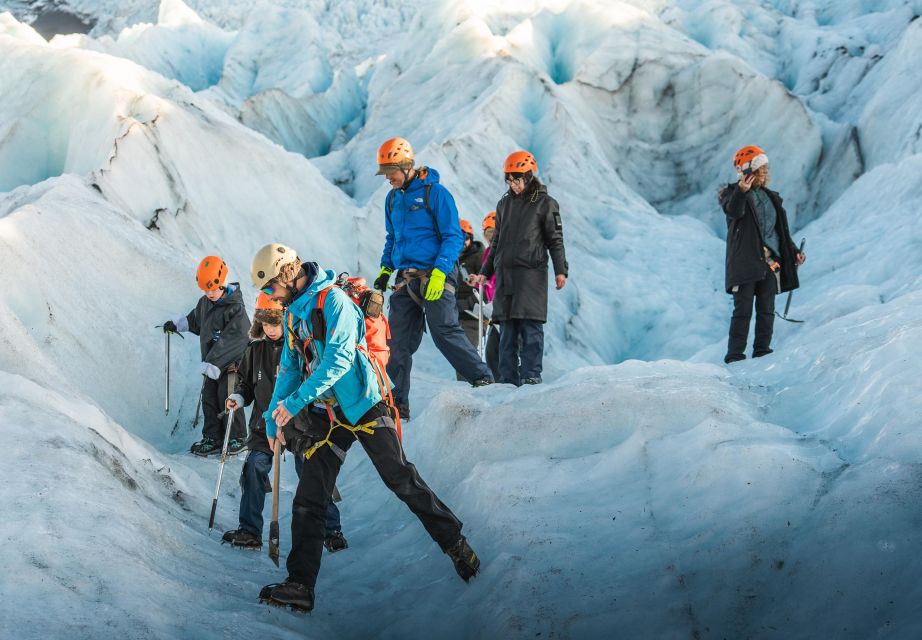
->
[486,324,500,381]
[201,370,246,442]
[727,272,777,358]
[386,266,493,407]
[498,319,544,385]
[287,403,463,588]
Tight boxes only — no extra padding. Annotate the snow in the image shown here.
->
[1,0,922,637]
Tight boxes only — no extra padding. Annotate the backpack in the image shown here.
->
[308,274,402,439]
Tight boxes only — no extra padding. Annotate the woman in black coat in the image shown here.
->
[719,146,805,363]
[477,151,568,385]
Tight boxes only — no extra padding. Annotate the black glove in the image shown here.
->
[162,320,177,333]
[373,266,393,292]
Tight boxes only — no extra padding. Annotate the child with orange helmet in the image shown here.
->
[454,218,488,370]
[162,256,250,456]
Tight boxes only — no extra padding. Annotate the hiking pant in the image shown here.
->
[202,370,247,442]
[287,403,462,588]
[387,266,493,406]
[727,272,777,358]
[498,319,544,386]
[486,324,500,381]
[238,449,341,537]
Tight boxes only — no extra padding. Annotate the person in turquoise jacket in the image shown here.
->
[372,137,493,420]
[250,243,480,613]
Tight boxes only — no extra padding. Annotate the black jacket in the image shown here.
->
[185,284,251,369]
[719,184,800,294]
[234,336,284,454]
[482,181,568,322]
[456,239,486,315]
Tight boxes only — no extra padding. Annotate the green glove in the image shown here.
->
[374,266,393,292]
[425,268,447,301]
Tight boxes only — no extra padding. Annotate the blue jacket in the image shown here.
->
[264,267,384,438]
[380,167,463,275]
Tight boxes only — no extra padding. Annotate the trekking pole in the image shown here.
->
[476,283,484,359]
[164,332,170,415]
[777,238,806,323]
[208,407,236,531]
[268,438,281,566]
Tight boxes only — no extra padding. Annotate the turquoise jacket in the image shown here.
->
[263,267,384,438]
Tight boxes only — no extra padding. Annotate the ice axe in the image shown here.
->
[476,283,485,359]
[208,407,236,531]
[155,324,183,415]
[776,238,806,323]
[164,331,170,416]
[268,438,281,566]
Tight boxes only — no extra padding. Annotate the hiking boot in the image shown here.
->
[723,353,746,364]
[222,528,262,549]
[396,403,410,421]
[190,437,219,457]
[259,580,315,613]
[323,530,349,554]
[227,438,247,455]
[521,377,542,385]
[753,348,774,358]
[446,536,480,582]
[472,377,493,387]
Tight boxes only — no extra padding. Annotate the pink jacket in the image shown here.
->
[481,246,497,302]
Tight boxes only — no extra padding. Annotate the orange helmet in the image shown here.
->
[504,150,538,174]
[459,219,473,235]
[482,211,496,231]
[376,137,414,174]
[733,145,768,172]
[255,291,283,311]
[196,255,227,291]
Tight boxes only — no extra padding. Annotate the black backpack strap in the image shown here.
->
[423,183,441,243]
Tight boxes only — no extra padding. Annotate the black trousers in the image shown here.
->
[201,370,246,441]
[486,324,500,381]
[287,404,463,588]
[727,272,777,357]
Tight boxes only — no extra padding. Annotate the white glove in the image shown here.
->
[172,315,190,332]
[464,301,492,320]
[200,362,221,380]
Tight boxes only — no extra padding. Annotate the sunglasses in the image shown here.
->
[260,282,275,295]
[505,173,526,184]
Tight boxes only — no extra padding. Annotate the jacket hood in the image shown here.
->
[405,166,441,193]
[287,266,336,316]
[215,283,244,306]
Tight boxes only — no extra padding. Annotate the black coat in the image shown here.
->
[719,184,800,294]
[185,284,251,369]
[456,239,486,315]
[482,181,568,323]
[234,337,284,454]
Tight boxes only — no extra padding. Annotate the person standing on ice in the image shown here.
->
[222,293,347,553]
[372,137,493,420]
[719,146,806,364]
[454,218,488,376]
[473,151,568,386]
[480,211,500,380]
[250,243,480,613]
[162,256,249,456]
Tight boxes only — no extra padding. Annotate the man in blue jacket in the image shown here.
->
[373,138,493,419]
[250,243,480,613]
